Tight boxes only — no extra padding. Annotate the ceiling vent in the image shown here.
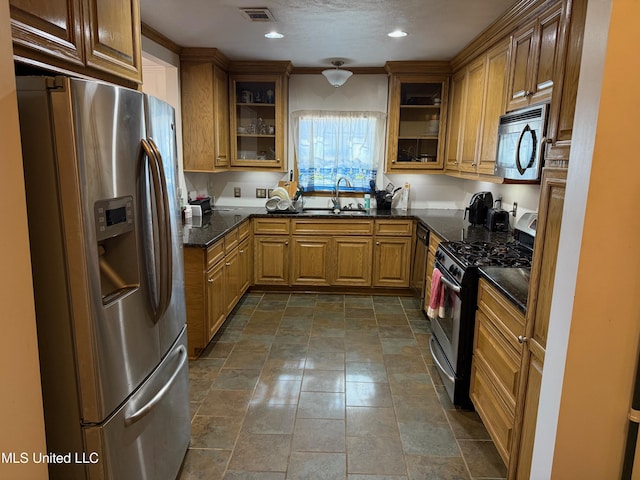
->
[239,8,276,22]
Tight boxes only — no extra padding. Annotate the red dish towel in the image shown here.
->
[427,268,445,320]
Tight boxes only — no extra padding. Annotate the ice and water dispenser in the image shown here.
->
[94,195,139,303]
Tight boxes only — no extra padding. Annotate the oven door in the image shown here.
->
[430,261,462,373]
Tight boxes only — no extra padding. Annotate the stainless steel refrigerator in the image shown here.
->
[16,76,190,480]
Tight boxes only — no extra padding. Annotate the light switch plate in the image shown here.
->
[234,187,241,197]
[256,188,266,198]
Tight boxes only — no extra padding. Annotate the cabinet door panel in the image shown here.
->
[373,237,411,287]
[291,237,331,286]
[10,0,84,65]
[445,70,465,170]
[213,65,230,167]
[460,58,485,172]
[332,237,372,286]
[82,0,141,83]
[508,23,535,108]
[254,236,289,285]
[478,40,509,175]
[224,249,241,314]
[531,8,561,104]
[206,261,226,340]
[239,237,251,294]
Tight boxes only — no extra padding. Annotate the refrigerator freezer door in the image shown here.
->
[143,94,187,355]
[81,327,190,480]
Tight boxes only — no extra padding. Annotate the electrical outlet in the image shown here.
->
[267,188,274,198]
[234,187,241,198]
[512,202,518,217]
[256,188,266,198]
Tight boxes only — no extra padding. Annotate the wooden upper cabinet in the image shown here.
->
[10,0,84,66]
[384,65,450,172]
[545,0,588,165]
[82,0,142,84]
[10,0,142,85]
[228,62,291,171]
[181,56,230,172]
[446,39,509,179]
[506,1,562,111]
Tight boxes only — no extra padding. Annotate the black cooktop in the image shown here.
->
[441,240,533,269]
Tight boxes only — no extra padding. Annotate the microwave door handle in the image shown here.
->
[515,124,538,175]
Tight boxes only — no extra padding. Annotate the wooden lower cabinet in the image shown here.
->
[184,222,252,358]
[206,259,226,342]
[332,237,373,286]
[254,236,289,285]
[373,237,412,287]
[471,279,525,467]
[290,236,331,286]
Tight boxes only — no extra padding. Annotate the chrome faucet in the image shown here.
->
[332,177,352,210]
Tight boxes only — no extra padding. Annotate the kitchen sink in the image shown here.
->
[301,207,369,216]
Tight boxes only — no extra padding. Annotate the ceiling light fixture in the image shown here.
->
[321,60,353,88]
[265,31,284,39]
[388,30,408,38]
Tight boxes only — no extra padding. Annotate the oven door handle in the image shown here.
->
[430,336,455,383]
[439,274,461,293]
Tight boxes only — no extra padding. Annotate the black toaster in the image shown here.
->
[189,197,212,214]
[485,208,510,232]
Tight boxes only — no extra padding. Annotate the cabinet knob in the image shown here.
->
[207,279,214,283]
[216,155,227,160]
[225,262,231,267]
[285,241,289,246]
[376,241,380,246]
[471,162,477,167]
[239,249,245,254]
[517,335,528,344]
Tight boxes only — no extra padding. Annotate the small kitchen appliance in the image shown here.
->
[485,208,510,232]
[464,192,494,225]
[189,196,212,214]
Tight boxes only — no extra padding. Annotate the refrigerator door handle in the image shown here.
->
[124,344,187,426]
[141,138,172,321]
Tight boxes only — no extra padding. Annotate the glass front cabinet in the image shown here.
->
[229,70,288,169]
[385,69,449,172]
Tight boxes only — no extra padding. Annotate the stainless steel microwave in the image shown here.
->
[495,103,549,181]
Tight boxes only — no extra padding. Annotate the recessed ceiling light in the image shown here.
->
[388,30,408,38]
[265,31,284,39]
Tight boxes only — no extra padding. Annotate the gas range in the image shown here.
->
[441,240,533,269]
[428,214,537,408]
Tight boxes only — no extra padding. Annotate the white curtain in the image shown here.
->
[291,110,386,192]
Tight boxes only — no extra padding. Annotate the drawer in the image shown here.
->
[224,228,239,254]
[374,219,413,236]
[291,219,373,236]
[253,217,290,235]
[206,239,225,270]
[238,220,251,241]
[473,311,520,410]
[477,279,525,346]
[470,361,513,466]
[428,232,442,255]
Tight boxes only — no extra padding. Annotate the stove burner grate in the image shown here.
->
[443,241,532,268]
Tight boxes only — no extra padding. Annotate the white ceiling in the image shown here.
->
[140,0,518,67]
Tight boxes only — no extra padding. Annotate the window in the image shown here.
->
[291,110,386,192]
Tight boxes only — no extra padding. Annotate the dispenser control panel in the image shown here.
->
[94,196,134,241]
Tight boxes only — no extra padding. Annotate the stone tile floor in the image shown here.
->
[179,292,507,480]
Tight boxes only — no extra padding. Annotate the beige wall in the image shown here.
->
[0,0,48,478]
[533,0,640,477]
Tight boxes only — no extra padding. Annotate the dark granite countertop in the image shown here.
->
[182,206,517,248]
[181,206,528,311]
[479,266,530,313]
